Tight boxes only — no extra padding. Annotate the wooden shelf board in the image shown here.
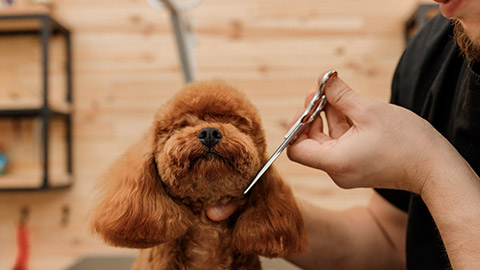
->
[0,6,50,16]
[0,6,60,35]
[0,171,72,190]
[0,100,72,114]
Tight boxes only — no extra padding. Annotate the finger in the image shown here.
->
[287,136,332,170]
[287,114,332,167]
[306,114,330,143]
[288,109,315,143]
[206,202,238,222]
[322,75,368,122]
[324,104,352,139]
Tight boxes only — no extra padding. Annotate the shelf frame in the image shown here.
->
[0,9,73,191]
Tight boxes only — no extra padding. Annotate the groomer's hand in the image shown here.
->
[206,202,238,221]
[287,75,460,195]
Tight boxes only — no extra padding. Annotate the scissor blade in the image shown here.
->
[243,70,336,196]
[243,138,291,194]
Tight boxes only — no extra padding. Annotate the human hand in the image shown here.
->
[206,202,239,221]
[287,74,460,195]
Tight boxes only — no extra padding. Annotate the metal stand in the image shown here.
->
[148,0,200,83]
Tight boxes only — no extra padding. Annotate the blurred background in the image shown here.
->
[0,0,436,269]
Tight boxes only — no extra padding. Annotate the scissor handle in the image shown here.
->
[284,70,337,143]
[301,69,337,124]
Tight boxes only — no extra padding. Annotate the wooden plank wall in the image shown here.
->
[0,0,423,269]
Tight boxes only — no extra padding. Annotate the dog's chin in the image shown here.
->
[188,153,251,191]
[190,152,231,172]
[161,152,256,204]
[191,152,224,165]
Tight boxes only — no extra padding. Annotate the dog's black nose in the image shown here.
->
[198,127,222,148]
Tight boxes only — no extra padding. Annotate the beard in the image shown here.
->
[453,19,480,63]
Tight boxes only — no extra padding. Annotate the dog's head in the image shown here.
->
[91,81,306,256]
[91,81,276,248]
[153,80,266,208]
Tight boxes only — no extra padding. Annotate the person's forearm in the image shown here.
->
[421,155,480,270]
[287,197,405,270]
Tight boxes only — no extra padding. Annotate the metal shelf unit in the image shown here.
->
[0,8,73,191]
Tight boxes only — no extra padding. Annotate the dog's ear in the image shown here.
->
[233,165,307,257]
[90,128,191,248]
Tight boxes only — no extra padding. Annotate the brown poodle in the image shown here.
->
[91,80,307,269]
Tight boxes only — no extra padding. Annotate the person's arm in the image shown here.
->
[207,192,407,270]
[420,152,480,269]
[287,75,480,269]
[286,192,407,270]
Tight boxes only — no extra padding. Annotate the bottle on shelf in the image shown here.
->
[0,142,8,176]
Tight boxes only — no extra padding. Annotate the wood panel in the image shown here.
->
[0,0,422,269]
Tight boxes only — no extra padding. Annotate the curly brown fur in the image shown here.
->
[91,80,307,269]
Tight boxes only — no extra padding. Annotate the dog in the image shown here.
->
[91,80,307,269]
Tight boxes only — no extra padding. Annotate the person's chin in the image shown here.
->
[434,0,464,18]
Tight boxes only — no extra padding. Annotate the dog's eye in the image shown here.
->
[233,117,252,133]
[211,114,252,133]
[173,115,198,129]
[175,120,189,128]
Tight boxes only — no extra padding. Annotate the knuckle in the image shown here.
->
[330,84,352,107]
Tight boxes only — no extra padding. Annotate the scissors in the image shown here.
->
[243,69,338,195]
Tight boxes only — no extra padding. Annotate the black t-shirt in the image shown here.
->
[376,14,480,269]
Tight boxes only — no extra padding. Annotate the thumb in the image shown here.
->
[322,75,366,121]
